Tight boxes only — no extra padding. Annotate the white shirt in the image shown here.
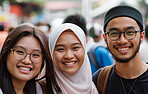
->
[140,39,148,63]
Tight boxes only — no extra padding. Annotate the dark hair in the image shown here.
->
[145,24,148,39]
[0,24,60,94]
[63,14,87,35]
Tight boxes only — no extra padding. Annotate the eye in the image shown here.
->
[73,46,80,50]
[109,31,119,37]
[15,49,25,55]
[31,53,41,58]
[126,30,135,36]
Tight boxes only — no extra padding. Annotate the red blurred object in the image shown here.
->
[10,5,22,16]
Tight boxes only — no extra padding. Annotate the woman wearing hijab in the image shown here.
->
[48,23,98,94]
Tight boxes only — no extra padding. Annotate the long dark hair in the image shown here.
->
[0,24,60,94]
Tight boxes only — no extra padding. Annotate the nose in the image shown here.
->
[117,33,128,44]
[22,54,32,64]
[64,50,74,59]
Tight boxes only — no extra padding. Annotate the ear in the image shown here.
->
[140,31,145,42]
[103,34,107,43]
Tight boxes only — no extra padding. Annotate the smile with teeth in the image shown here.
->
[18,66,31,71]
[118,47,129,51]
[63,61,77,65]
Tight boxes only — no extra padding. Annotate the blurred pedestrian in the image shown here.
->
[140,24,148,63]
[88,23,114,74]
[89,23,103,43]
[0,24,8,51]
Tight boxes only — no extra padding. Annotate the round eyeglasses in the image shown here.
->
[11,47,43,63]
[105,29,142,41]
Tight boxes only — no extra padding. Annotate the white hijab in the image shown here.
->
[49,23,98,94]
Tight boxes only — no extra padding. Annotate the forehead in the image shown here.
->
[14,36,41,51]
[106,17,140,31]
[56,31,82,45]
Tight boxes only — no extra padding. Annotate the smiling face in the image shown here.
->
[7,36,43,83]
[104,17,144,63]
[53,31,85,75]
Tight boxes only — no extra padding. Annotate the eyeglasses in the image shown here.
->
[105,29,142,41]
[11,47,43,63]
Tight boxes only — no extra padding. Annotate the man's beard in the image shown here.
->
[107,41,141,63]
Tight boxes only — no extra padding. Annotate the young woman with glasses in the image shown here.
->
[0,23,61,94]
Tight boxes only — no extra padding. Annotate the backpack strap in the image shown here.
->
[38,81,46,94]
[97,65,113,94]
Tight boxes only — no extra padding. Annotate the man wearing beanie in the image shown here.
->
[93,5,148,94]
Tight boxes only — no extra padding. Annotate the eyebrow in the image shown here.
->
[109,28,119,31]
[14,46,42,52]
[109,26,136,31]
[55,43,82,48]
[72,43,81,46]
[125,26,135,30]
[55,44,64,48]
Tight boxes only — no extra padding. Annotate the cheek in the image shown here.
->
[53,52,63,64]
[7,54,15,68]
[76,49,85,63]
[106,39,114,48]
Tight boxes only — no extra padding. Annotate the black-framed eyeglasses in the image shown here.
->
[105,29,142,41]
[11,47,43,63]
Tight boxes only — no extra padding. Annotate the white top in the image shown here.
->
[140,39,148,62]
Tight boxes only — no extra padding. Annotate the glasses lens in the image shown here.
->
[13,47,26,60]
[125,30,135,40]
[13,47,43,63]
[109,30,119,40]
[31,51,43,63]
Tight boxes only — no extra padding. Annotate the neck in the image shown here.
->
[12,79,26,94]
[115,54,147,79]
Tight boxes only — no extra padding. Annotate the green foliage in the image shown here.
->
[18,0,47,7]
[0,0,17,6]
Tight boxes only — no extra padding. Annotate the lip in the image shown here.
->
[114,45,132,54]
[17,65,32,74]
[62,61,77,67]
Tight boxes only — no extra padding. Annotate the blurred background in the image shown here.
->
[1,0,148,28]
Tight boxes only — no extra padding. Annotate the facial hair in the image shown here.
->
[107,38,141,63]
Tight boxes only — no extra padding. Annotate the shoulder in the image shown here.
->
[92,68,103,86]
[92,65,115,87]
[95,46,108,52]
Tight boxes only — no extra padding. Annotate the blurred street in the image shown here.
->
[1,0,148,28]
